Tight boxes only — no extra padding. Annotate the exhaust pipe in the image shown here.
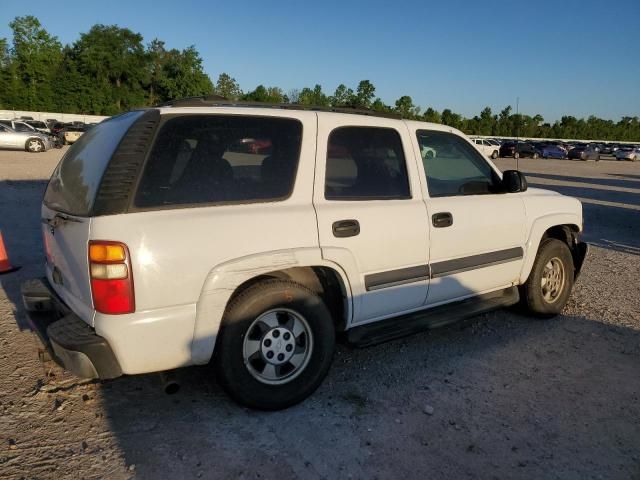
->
[160,371,180,395]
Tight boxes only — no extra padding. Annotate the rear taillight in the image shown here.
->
[88,241,135,314]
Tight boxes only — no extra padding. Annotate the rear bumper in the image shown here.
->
[21,278,122,379]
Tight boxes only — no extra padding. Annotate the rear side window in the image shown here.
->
[44,111,145,216]
[134,115,302,208]
[325,127,410,200]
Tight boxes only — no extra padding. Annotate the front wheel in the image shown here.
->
[215,279,335,410]
[520,239,575,317]
[26,138,44,153]
[491,150,498,159]
[514,152,520,159]
[532,152,540,159]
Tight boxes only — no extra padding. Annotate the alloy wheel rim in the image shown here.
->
[242,308,313,385]
[541,257,565,303]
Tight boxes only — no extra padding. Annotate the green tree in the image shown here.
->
[297,84,329,106]
[353,80,375,109]
[242,85,285,103]
[441,108,463,129]
[394,96,420,119]
[71,24,148,114]
[149,44,213,103]
[477,107,495,135]
[7,16,62,110]
[371,97,391,113]
[214,73,242,100]
[422,107,441,124]
[330,84,354,107]
[496,106,513,136]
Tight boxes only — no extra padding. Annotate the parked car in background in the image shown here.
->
[540,144,567,159]
[25,120,52,135]
[0,123,52,152]
[599,144,614,155]
[0,119,38,133]
[568,145,600,161]
[62,125,85,144]
[471,138,500,158]
[615,147,640,161]
[50,122,68,137]
[499,141,540,159]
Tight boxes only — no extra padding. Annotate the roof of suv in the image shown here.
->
[154,96,461,137]
[157,95,403,119]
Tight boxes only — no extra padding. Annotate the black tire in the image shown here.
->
[520,238,574,317]
[514,152,520,159]
[214,279,335,410]
[491,150,498,159]
[532,152,539,159]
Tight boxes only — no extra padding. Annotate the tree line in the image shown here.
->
[1,16,638,141]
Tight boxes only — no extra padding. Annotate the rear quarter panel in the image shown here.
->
[89,110,319,368]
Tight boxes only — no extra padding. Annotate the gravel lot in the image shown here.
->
[0,148,638,480]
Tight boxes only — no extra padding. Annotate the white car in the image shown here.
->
[615,147,640,161]
[471,138,500,159]
[25,120,52,135]
[21,99,588,409]
[0,123,52,152]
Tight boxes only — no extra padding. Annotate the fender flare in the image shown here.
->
[519,213,582,284]
[190,247,353,365]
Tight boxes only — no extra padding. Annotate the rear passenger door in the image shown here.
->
[314,116,430,324]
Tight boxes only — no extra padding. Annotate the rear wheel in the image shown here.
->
[532,152,539,159]
[491,150,498,159]
[514,152,520,159]
[521,239,575,317]
[215,279,335,410]
[26,138,44,153]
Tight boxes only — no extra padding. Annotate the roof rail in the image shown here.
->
[156,95,402,120]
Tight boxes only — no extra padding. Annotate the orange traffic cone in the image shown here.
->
[0,231,20,274]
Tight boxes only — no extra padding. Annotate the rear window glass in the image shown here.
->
[44,111,144,216]
[134,115,302,208]
[324,127,410,200]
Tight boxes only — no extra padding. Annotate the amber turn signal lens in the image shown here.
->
[89,244,126,262]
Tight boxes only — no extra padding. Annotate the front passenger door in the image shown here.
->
[415,129,527,305]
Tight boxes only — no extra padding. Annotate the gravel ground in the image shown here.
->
[0,148,639,480]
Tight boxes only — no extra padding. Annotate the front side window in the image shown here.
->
[416,130,499,197]
[135,115,302,208]
[324,127,410,200]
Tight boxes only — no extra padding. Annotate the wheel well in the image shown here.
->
[541,224,579,246]
[541,224,586,276]
[228,266,348,331]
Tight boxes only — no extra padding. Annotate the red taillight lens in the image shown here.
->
[88,241,135,314]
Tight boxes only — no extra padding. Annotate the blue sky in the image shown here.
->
[1,0,639,121]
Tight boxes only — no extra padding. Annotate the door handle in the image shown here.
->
[432,212,453,228]
[332,219,360,238]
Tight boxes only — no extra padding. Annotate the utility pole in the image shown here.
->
[516,97,520,170]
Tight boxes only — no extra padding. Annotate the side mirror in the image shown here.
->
[502,170,528,193]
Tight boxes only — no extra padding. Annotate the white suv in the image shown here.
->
[22,97,588,409]
[471,138,500,159]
